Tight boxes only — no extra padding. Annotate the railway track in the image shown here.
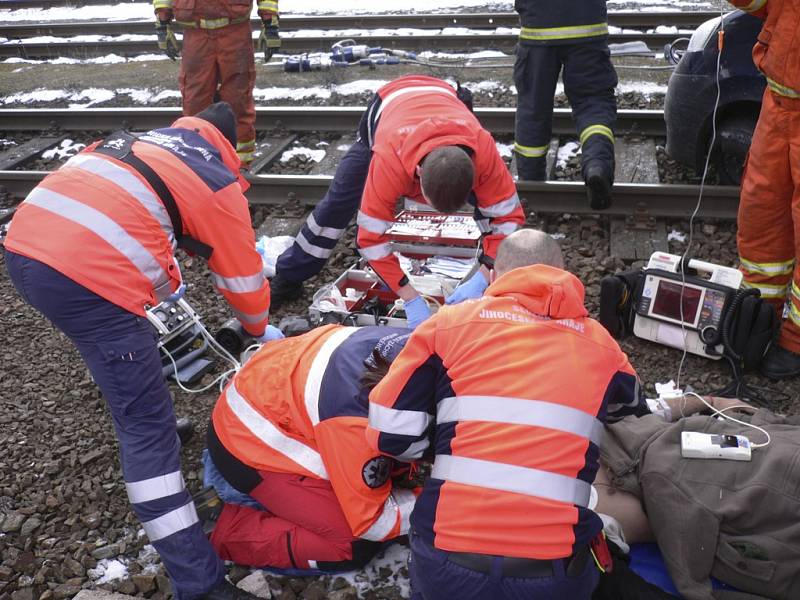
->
[0,107,669,137]
[1,30,684,59]
[0,106,737,218]
[0,11,714,39]
[0,170,740,219]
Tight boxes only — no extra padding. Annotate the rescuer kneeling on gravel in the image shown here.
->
[201,326,417,571]
[725,0,800,380]
[2,102,279,600]
[152,0,281,165]
[367,229,649,600]
[269,75,525,323]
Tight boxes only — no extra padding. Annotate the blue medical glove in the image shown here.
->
[404,296,431,329]
[445,270,488,305]
[164,282,186,303]
[256,324,285,343]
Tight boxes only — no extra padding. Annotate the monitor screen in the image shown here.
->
[651,279,702,325]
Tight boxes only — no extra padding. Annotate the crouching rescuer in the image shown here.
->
[269,75,525,320]
[367,229,649,599]
[205,326,417,571]
[2,102,276,600]
[153,0,281,164]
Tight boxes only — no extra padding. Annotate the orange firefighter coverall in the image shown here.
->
[153,0,278,163]
[730,0,800,352]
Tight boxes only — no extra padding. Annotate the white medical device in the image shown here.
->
[680,431,752,461]
[633,252,743,359]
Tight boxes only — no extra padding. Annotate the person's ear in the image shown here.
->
[415,164,422,178]
[489,268,497,284]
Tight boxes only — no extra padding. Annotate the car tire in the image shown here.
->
[716,113,757,186]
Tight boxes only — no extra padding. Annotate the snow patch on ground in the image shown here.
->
[668,229,687,242]
[557,141,581,169]
[1,26,530,46]
[495,142,513,159]
[280,147,327,163]
[4,49,509,68]
[0,0,719,23]
[0,1,519,23]
[4,53,169,66]
[2,33,155,44]
[339,544,411,599]
[253,86,332,101]
[0,4,151,22]
[616,80,669,96]
[328,79,388,96]
[88,559,129,584]
[0,76,666,107]
[42,139,86,160]
[419,49,508,60]
[86,544,160,584]
[2,88,69,104]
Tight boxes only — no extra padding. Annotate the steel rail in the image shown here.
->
[0,11,715,39]
[0,170,740,219]
[0,31,681,59]
[0,107,668,136]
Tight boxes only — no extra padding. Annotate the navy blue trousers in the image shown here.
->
[409,532,599,600]
[4,251,225,600]
[513,41,618,181]
[275,99,377,284]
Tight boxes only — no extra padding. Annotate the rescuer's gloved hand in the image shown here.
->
[256,324,285,343]
[164,282,186,304]
[404,296,431,330]
[445,270,488,305]
[256,15,281,63]
[155,19,180,61]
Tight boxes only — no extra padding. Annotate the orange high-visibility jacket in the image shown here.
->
[4,117,270,336]
[367,265,647,559]
[212,325,416,542]
[728,0,800,95]
[356,75,524,291]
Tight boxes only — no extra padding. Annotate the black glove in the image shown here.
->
[256,15,280,63]
[155,20,180,61]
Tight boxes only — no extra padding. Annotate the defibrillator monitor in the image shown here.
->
[644,276,727,331]
[632,253,742,360]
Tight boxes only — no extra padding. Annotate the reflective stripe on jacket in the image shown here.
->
[154,0,279,21]
[366,265,646,559]
[727,0,800,95]
[211,325,416,542]
[4,117,269,335]
[355,75,523,291]
[514,0,608,45]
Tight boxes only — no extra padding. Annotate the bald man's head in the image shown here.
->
[494,229,564,276]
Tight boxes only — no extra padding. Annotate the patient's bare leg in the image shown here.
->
[594,464,655,544]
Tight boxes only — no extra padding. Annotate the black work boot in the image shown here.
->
[759,344,800,380]
[201,580,261,600]
[269,273,304,309]
[585,164,613,210]
[193,486,224,535]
